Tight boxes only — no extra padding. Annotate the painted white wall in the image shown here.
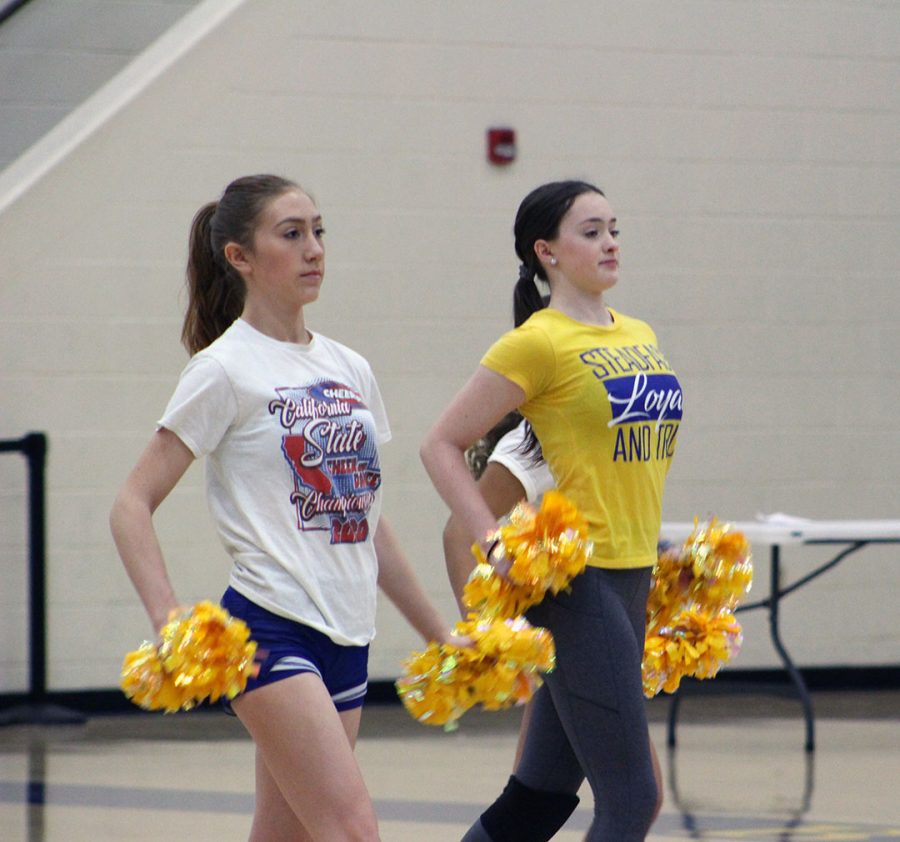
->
[0,0,897,692]
[0,0,201,170]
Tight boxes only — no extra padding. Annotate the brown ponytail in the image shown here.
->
[181,202,245,354]
[180,174,302,355]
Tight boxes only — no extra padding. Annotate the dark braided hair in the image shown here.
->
[512,179,605,326]
[511,180,605,458]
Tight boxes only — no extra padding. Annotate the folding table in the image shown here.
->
[657,517,900,751]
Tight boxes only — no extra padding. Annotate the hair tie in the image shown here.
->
[518,263,534,283]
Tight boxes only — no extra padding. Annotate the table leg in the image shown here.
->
[666,688,681,748]
[769,544,815,752]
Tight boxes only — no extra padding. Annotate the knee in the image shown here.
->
[588,769,657,840]
[303,799,378,841]
[619,769,659,837]
[479,775,580,842]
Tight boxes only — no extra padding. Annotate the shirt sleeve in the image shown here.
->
[157,355,238,457]
[480,321,556,400]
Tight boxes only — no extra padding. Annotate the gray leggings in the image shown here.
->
[463,567,657,841]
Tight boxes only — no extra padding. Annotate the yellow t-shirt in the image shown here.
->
[481,307,682,569]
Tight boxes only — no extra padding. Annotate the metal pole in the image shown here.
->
[0,433,84,726]
[768,544,815,751]
[23,433,47,702]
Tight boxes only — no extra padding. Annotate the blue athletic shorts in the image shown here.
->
[221,587,369,713]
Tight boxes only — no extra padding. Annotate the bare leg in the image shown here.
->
[233,673,379,842]
[512,698,534,770]
[250,747,311,842]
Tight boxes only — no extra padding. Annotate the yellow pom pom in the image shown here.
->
[120,642,167,708]
[463,491,593,619]
[642,609,743,696]
[461,563,537,620]
[399,491,592,727]
[395,617,556,728]
[121,601,257,713]
[681,517,754,613]
[500,490,592,596]
[642,517,753,697]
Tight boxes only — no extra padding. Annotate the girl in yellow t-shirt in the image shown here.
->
[422,180,682,841]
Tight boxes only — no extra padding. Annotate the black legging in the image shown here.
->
[462,567,657,841]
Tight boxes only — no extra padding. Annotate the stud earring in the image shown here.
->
[549,257,558,266]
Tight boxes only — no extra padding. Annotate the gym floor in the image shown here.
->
[1,687,898,841]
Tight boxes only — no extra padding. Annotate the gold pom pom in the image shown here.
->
[642,517,753,697]
[121,601,257,713]
[643,609,743,696]
[396,617,555,728]
[398,491,588,728]
[463,490,593,618]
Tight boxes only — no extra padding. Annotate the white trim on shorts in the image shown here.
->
[270,656,322,678]
[269,658,367,707]
[331,680,368,706]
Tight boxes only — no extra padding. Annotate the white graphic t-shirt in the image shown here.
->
[159,319,390,645]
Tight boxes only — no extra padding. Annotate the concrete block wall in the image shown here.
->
[0,0,897,691]
[0,0,201,170]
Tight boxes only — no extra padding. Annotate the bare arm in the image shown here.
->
[374,515,454,645]
[109,427,195,632]
[443,462,528,616]
[420,366,525,550]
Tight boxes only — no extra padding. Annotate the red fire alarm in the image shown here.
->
[487,127,516,165]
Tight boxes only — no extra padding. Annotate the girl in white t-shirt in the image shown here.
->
[110,174,455,841]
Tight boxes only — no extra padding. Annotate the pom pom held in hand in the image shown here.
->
[396,617,555,727]
[398,491,591,727]
[642,517,752,697]
[121,601,257,713]
[463,490,593,619]
[643,609,743,695]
